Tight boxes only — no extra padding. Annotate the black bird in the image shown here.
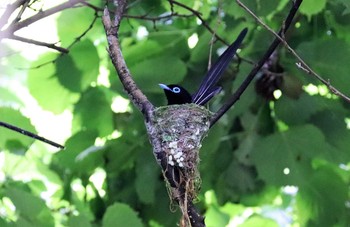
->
[160,28,248,105]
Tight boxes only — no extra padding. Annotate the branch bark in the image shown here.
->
[3,0,86,33]
[101,4,154,118]
[0,0,27,29]
[0,0,87,53]
[237,1,350,103]
[102,1,205,226]
[210,0,304,126]
[10,34,69,53]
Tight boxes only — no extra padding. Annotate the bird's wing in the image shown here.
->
[192,28,248,105]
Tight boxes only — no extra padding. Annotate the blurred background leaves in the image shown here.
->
[1,0,350,226]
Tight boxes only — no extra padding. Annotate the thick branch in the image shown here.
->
[101,2,153,119]
[210,0,303,127]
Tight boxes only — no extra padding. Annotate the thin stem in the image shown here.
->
[9,34,69,53]
[0,121,64,149]
[210,0,303,127]
[241,4,350,103]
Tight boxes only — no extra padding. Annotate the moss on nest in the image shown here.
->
[152,104,213,200]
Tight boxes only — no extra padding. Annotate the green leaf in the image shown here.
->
[310,109,350,162]
[104,140,138,175]
[135,151,159,204]
[335,0,350,14]
[73,87,114,137]
[75,145,105,173]
[251,125,337,186]
[0,218,9,227]
[296,165,348,226]
[240,186,279,206]
[299,0,326,18]
[258,0,285,17]
[102,203,143,227]
[274,93,327,125]
[129,56,187,92]
[205,206,230,227]
[240,215,278,227]
[222,160,259,195]
[224,1,248,19]
[56,40,99,92]
[123,40,164,67]
[0,107,36,150]
[0,87,23,106]
[189,32,212,64]
[53,130,98,173]
[56,55,81,92]
[57,7,97,46]
[297,39,350,97]
[5,188,54,227]
[28,54,79,113]
[68,215,92,227]
[147,29,189,58]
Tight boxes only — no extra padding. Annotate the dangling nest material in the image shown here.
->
[151,104,212,218]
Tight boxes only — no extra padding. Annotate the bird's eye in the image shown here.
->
[172,87,181,93]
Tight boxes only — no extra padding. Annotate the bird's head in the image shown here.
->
[159,84,192,105]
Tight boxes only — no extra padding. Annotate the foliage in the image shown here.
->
[1,0,350,226]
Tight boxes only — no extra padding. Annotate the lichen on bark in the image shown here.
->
[149,104,213,202]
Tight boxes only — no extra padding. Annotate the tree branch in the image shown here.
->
[101,1,153,119]
[102,1,206,226]
[0,0,27,29]
[210,0,303,127]
[169,0,229,46]
[0,0,91,53]
[2,0,86,34]
[9,34,69,53]
[239,2,350,103]
[0,121,64,149]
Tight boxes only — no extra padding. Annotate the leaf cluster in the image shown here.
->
[1,0,350,226]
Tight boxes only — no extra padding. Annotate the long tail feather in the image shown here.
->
[192,28,248,105]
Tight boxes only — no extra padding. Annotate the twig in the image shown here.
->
[0,0,27,29]
[16,10,99,69]
[1,0,86,36]
[9,34,69,53]
[0,121,64,149]
[169,0,229,46]
[168,0,253,66]
[210,0,303,127]
[239,4,350,103]
[66,10,99,49]
[0,0,89,53]
[12,0,30,24]
[82,2,194,21]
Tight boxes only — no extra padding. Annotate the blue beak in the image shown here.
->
[159,83,171,91]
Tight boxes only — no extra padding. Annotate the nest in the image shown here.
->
[152,104,212,203]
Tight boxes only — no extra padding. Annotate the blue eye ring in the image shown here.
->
[172,87,181,93]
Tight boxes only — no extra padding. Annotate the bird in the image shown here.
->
[159,28,248,106]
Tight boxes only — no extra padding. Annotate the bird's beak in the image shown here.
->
[159,83,171,91]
